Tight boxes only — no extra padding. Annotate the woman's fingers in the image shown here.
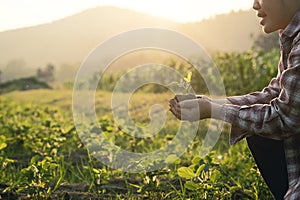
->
[175,94,196,102]
[169,98,181,119]
[169,97,206,121]
[178,99,199,109]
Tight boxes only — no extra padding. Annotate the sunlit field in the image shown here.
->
[0,88,273,199]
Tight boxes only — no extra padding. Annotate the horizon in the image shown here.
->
[0,0,253,32]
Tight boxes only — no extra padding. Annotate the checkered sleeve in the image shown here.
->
[226,71,281,106]
[222,43,300,145]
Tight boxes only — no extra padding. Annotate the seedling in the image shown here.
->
[168,71,193,94]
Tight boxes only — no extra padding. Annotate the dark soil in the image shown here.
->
[0,178,183,200]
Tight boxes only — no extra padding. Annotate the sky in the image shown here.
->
[0,0,253,32]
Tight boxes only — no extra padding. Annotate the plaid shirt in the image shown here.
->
[221,10,300,199]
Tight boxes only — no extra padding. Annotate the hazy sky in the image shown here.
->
[0,0,253,32]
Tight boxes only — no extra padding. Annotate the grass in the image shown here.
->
[0,89,273,199]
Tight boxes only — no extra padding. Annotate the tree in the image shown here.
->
[2,59,33,81]
[37,64,55,82]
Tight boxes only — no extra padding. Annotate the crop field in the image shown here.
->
[0,89,274,199]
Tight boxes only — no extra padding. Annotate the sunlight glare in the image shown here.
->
[0,0,253,31]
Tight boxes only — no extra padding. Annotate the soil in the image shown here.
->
[0,178,182,200]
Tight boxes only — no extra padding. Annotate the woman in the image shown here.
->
[169,0,300,199]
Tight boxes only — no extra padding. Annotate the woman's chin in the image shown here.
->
[262,23,281,34]
[262,26,277,34]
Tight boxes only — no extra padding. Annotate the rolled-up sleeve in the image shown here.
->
[226,74,281,106]
[221,43,300,145]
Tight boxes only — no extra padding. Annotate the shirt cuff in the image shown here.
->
[221,104,252,145]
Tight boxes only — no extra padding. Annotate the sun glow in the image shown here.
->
[111,0,253,23]
[0,0,253,32]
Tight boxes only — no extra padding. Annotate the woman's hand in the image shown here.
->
[169,97,211,122]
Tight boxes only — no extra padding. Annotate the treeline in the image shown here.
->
[0,48,279,96]
[0,61,79,84]
[87,48,279,96]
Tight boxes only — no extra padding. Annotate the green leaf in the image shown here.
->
[30,155,40,165]
[184,72,192,83]
[0,142,7,151]
[178,167,195,179]
[0,135,6,151]
[92,168,101,174]
[184,181,200,190]
[165,154,181,164]
[210,170,221,183]
[195,164,205,177]
[192,156,201,165]
[203,183,213,190]
[188,164,196,171]
[229,185,242,192]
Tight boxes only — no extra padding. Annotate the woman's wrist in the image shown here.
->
[196,95,229,105]
[210,102,226,120]
[211,98,229,105]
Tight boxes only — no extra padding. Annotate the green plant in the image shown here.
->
[12,155,61,198]
[167,71,193,94]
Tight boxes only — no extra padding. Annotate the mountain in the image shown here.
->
[0,6,261,70]
[0,6,178,69]
[179,10,261,52]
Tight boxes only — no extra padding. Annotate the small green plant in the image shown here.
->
[13,155,61,198]
[168,71,193,94]
[181,71,192,93]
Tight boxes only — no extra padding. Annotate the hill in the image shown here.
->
[0,77,51,94]
[0,6,178,69]
[0,6,261,69]
[180,10,260,52]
